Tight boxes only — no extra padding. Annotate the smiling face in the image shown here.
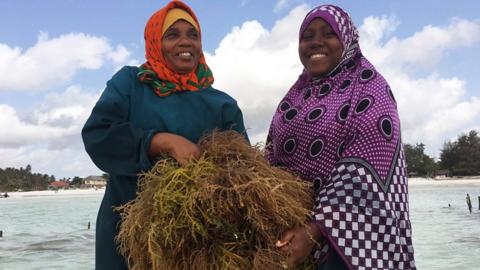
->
[162,19,201,74]
[299,18,343,78]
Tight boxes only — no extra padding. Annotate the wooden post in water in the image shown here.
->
[87,222,91,230]
[0,230,3,238]
[478,196,480,210]
[466,194,472,214]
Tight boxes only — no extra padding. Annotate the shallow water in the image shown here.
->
[0,195,100,270]
[1,183,480,269]
[408,184,480,269]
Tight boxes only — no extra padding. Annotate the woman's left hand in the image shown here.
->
[276,222,321,268]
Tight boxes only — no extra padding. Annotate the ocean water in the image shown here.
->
[408,183,480,269]
[1,183,480,270]
[0,194,101,270]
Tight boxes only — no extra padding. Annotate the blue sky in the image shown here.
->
[1,0,479,178]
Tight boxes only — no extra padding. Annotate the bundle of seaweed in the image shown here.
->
[116,130,315,270]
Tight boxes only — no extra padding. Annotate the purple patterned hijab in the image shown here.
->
[265,5,416,270]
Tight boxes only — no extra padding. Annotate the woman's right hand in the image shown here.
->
[148,133,200,165]
[276,222,321,267]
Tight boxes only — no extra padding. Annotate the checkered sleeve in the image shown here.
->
[311,150,416,270]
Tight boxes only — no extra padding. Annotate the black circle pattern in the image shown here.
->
[337,103,350,123]
[339,79,352,92]
[379,116,393,140]
[279,101,291,112]
[360,69,375,83]
[344,59,356,70]
[283,138,297,154]
[318,83,332,97]
[306,106,325,122]
[355,96,373,115]
[284,108,298,121]
[304,88,312,100]
[313,177,322,191]
[309,138,325,158]
[337,141,346,158]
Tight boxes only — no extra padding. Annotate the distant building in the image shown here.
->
[434,170,450,179]
[82,176,107,189]
[48,181,70,190]
[407,171,419,178]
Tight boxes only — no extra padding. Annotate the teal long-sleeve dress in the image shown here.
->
[82,66,249,270]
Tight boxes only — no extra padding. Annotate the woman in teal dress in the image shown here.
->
[81,1,248,269]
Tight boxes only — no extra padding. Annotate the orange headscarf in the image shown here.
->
[138,0,214,97]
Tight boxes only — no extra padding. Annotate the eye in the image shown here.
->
[188,30,199,40]
[304,35,313,40]
[324,31,336,38]
[301,31,314,41]
[164,31,178,40]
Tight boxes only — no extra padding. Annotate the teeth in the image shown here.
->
[310,54,326,59]
[179,52,192,57]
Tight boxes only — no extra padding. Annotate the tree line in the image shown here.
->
[0,165,109,192]
[404,130,480,177]
[0,165,56,191]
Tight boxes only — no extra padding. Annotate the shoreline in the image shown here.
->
[409,177,480,186]
[2,188,105,199]
[2,177,480,199]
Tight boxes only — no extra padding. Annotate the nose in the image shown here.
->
[309,35,325,48]
[178,35,193,47]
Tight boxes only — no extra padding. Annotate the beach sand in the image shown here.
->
[409,177,480,186]
[5,188,105,199]
[3,177,480,199]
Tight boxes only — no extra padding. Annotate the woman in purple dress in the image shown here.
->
[267,5,416,270]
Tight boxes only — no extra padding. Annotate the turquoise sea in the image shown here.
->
[1,182,480,270]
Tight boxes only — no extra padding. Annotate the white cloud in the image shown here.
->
[359,16,480,156]
[0,146,101,178]
[207,7,480,158]
[0,32,135,92]
[0,85,99,148]
[33,85,99,126]
[0,104,66,147]
[360,15,399,42]
[207,5,309,141]
[107,44,131,64]
[361,17,480,70]
[389,74,480,153]
[274,0,290,13]
[0,85,101,177]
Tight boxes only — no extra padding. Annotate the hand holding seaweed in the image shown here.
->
[116,130,316,270]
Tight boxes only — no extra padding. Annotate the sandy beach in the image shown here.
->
[3,188,105,199]
[409,177,480,186]
[3,177,480,199]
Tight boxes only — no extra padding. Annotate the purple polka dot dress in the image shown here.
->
[265,5,416,270]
